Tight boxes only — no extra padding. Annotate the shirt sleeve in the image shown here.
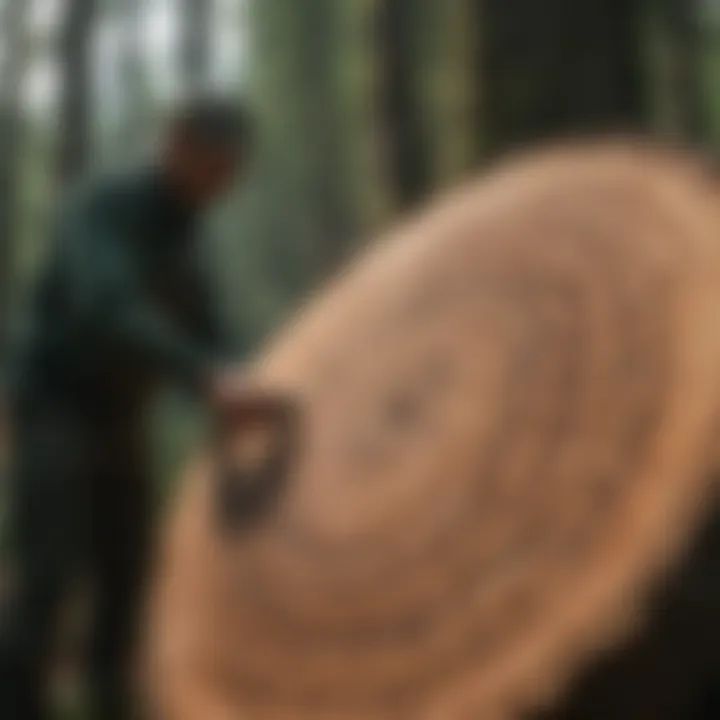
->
[62,212,217,392]
[185,243,237,359]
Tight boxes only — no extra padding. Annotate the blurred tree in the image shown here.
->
[245,0,360,311]
[376,0,432,207]
[180,0,212,91]
[241,0,714,342]
[297,0,354,274]
[243,0,481,327]
[422,0,483,187]
[117,0,151,156]
[482,0,646,154]
[376,0,482,209]
[698,0,720,152]
[58,0,98,182]
[0,0,30,308]
[656,0,706,143]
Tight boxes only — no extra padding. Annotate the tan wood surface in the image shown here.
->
[146,141,720,719]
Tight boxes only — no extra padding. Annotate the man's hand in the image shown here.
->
[206,370,294,425]
[207,370,298,532]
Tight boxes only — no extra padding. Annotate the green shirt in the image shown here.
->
[10,167,231,417]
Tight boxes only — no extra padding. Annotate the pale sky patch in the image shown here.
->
[18,0,247,117]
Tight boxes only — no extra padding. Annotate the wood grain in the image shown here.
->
[145,141,720,719]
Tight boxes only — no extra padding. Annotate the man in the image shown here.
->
[0,97,281,719]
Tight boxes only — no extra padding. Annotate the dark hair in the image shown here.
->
[172,95,255,157]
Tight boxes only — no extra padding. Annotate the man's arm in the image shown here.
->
[63,213,217,393]
[185,242,238,360]
[62,211,289,420]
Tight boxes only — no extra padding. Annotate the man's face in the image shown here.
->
[167,129,243,207]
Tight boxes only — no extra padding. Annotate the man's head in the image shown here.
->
[162,96,254,208]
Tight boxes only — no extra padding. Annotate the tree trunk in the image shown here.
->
[179,0,212,92]
[248,0,361,294]
[0,0,30,308]
[481,0,646,154]
[57,0,97,183]
[299,0,356,275]
[117,0,149,154]
[376,0,433,208]
[658,0,705,144]
[242,0,651,337]
[424,0,484,187]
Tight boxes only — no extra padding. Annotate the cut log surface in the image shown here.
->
[146,142,720,719]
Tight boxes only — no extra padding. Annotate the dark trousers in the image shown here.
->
[0,400,151,720]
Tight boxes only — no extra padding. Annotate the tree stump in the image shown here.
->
[146,141,720,719]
